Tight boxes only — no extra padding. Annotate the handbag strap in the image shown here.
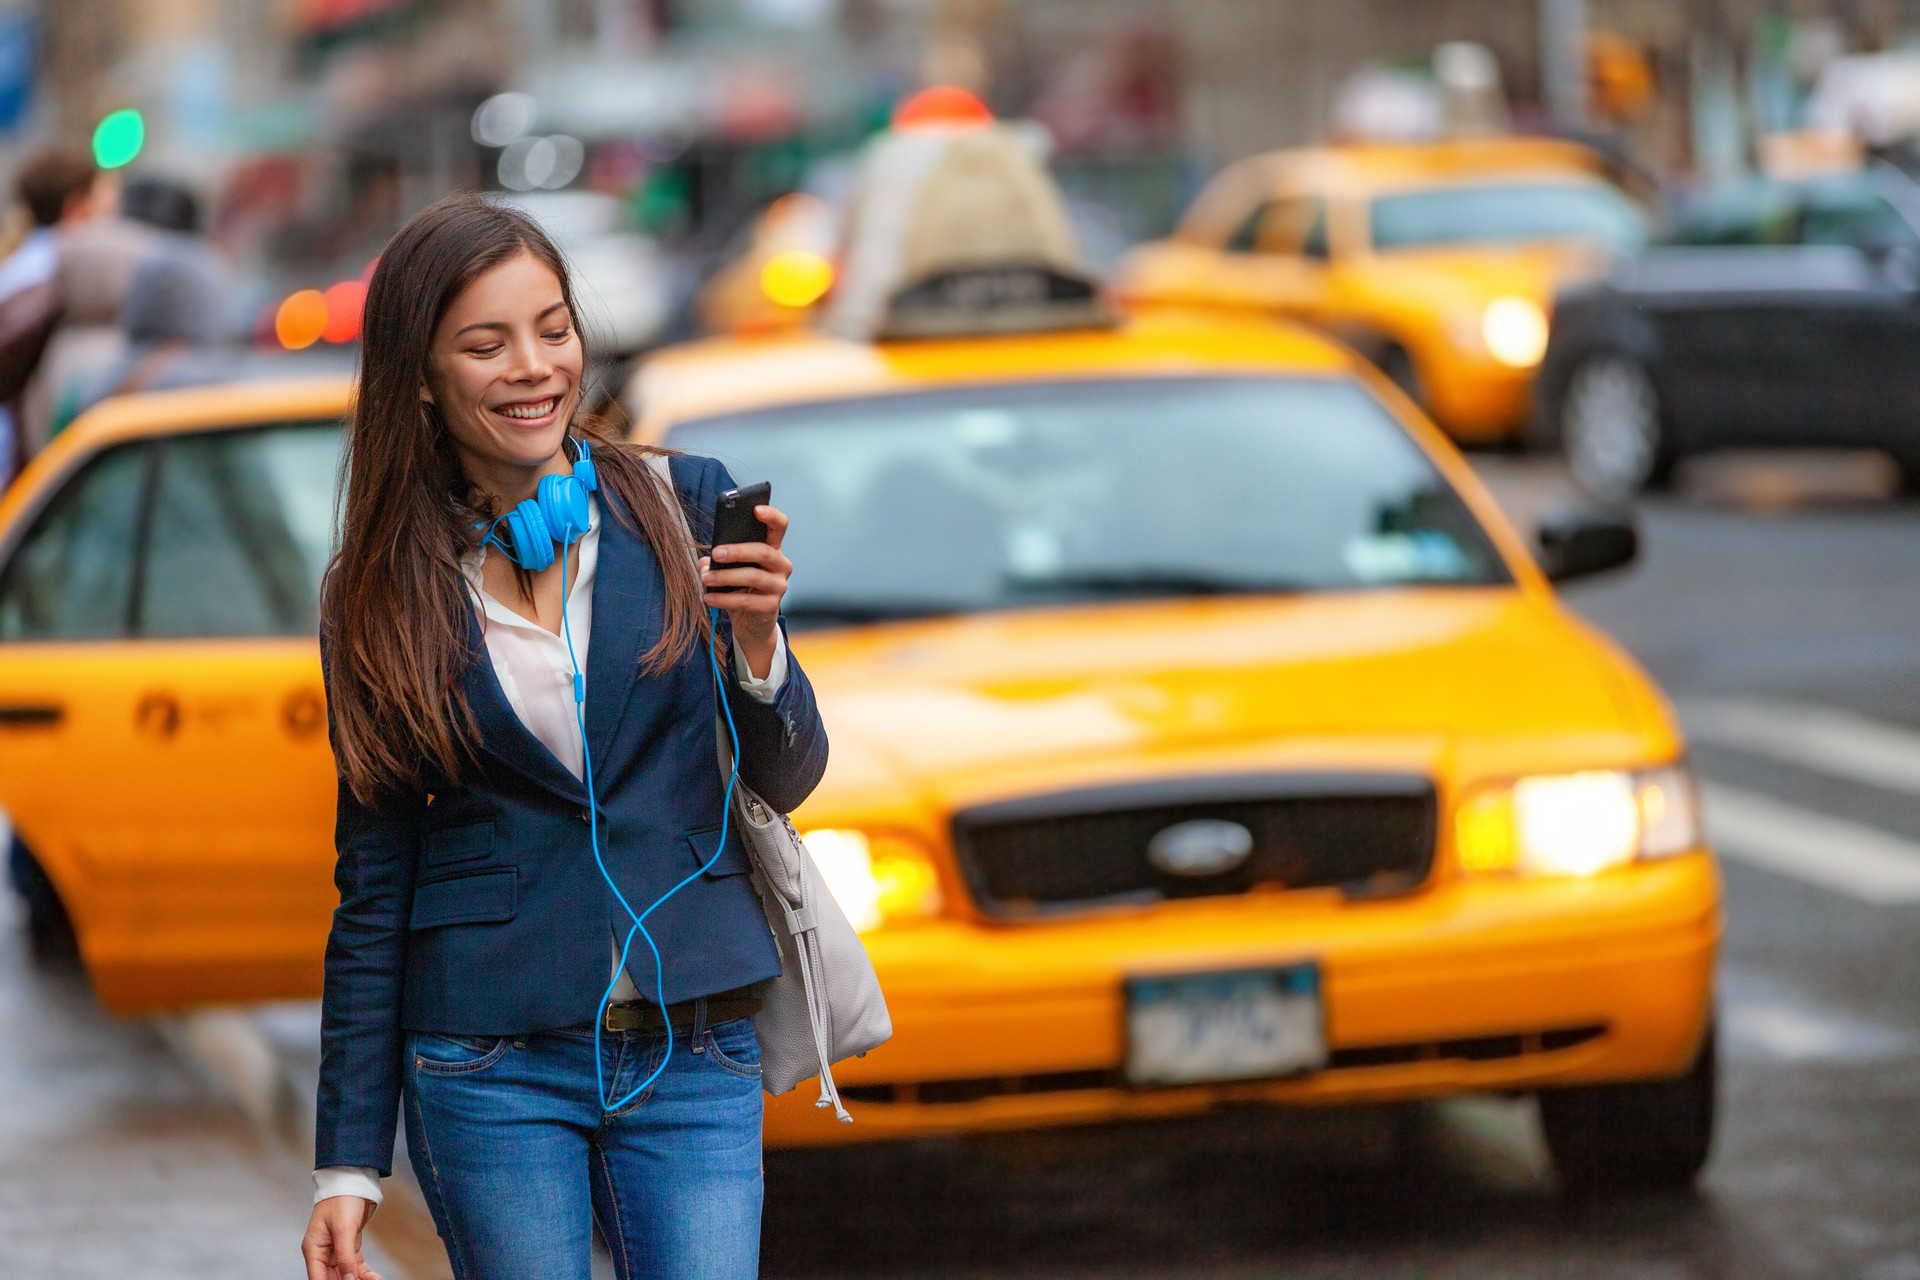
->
[646,452,853,1120]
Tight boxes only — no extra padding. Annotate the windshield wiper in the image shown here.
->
[1003,569,1305,598]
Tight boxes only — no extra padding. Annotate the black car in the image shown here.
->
[1536,168,1920,500]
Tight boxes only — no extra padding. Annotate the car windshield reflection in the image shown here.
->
[665,376,1511,625]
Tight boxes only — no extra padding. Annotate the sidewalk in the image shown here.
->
[165,1001,618,1280]
[155,1000,448,1280]
[0,896,401,1279]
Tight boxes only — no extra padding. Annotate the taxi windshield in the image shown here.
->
[666,376,1511,624]
[1370,181,1647,253]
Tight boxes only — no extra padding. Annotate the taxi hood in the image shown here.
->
[790,589,1672,819]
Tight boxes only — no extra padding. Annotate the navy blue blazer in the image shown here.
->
[315,454,827,1175]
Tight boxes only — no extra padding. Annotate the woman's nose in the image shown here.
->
[505,335,553,382]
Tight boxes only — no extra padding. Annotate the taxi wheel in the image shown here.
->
[1538,1024,1715,1196]
[1560,353,1675,503]
[8,836,78,964]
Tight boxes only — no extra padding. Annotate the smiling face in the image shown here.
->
[425,247,584,495]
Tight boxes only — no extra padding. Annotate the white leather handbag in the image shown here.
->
[646,454,892,1119]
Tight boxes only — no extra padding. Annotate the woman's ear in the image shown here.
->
[419,381,437,407]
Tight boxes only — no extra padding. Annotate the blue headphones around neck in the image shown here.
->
[481,438,599,572]
[472,435,744,1112]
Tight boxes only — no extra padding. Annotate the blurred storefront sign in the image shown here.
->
[518,44,862,144]
[1808,52,1920,148]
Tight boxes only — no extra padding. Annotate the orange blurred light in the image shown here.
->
[759,250,834,309]
[275,289,328,350]
[892,85,994,131]
[322,280,367,344]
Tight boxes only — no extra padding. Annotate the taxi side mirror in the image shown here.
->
[1536,508,1638,583]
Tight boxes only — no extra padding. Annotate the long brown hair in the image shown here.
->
[323,193,704,804]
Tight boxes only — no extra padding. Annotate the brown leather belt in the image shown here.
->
[601,989,762,1035]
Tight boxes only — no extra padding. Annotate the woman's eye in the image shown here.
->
[544,327,573,342]
[468,345,502,358]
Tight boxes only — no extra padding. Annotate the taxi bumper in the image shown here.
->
[765,851,1718,1147]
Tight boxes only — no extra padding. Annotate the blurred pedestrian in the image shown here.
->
[21,208,152,449]
[73,239,236,415]
[0,149,102,484]
[302,193,824,1280]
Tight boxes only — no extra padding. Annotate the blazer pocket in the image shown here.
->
[424,821,495,867]
[410,869,518,930]
[686,823,751,879]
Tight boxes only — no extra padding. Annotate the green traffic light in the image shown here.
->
[92,109,145,169]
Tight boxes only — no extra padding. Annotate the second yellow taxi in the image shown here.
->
[1113,137,1649,444]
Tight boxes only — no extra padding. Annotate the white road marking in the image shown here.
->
[1684,698,1920,795]
[1703,783,1920,904]
[1721,969,1919,1063]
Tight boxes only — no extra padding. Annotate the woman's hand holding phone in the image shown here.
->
[702,485,790,680]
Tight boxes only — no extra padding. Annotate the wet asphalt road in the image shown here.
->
[6,454,1919,1278]
[0,893,371,1280]
[760,456,1920,1280]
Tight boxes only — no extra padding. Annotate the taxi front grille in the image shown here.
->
[952,773,1437,917]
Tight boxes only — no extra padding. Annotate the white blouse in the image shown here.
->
[315,497,788,1208]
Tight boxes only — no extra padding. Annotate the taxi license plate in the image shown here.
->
[1125,965,1326,1086]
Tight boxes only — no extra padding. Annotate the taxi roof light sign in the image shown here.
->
[826,122,1109,341]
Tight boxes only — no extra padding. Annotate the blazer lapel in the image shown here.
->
[460,607,589,803]
[582,491,663,769]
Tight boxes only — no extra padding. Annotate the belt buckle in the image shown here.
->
[602,1001,649,1034]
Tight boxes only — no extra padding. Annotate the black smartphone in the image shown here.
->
[708,481,772,592]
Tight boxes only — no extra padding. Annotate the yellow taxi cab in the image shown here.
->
[0,377,347,1003]
[622,117,1719,1192]
[1111,138,1649,445]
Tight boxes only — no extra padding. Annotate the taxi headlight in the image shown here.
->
[1480,296,1551,369]
[798,828,943,932]
[1456,764,1701,877]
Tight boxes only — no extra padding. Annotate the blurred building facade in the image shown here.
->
[871,0,1920,198]
[14,0,1920,293]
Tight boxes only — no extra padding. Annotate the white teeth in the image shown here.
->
[497,399,556,420]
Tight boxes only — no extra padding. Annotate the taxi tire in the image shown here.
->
[1538,1023,1715,1197]
[8,837,78,965]
[1558,352,1676,503]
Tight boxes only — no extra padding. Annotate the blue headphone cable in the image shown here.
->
[556,534,743,1113]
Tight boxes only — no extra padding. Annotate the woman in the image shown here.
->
[301,193,826,1280]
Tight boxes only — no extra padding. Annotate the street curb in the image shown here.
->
[153,1008,452,1280]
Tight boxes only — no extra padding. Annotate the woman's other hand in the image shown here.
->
[302,1196,382,1280]
[701,503,792,679]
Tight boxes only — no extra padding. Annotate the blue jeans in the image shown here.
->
[402,1015,764,1280]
